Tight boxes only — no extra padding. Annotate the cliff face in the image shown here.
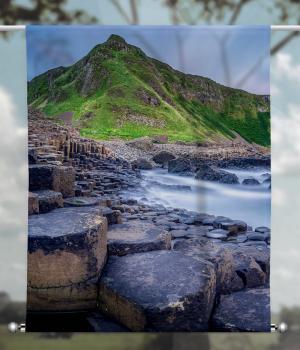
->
[28,34,270,146]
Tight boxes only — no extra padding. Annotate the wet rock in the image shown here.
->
[206,229,229,240]
[98,250,216,331]
[231,247,266,288]
[255,226,270,233]
[100,207,122,225]
[242,178,260,185]
[212,288,270,331]
[34,190,63,213]
[28,192,39,215]
[152,151,175,165]
[217,156,270,169]
[168,158,191,174]
[108,221,171,256]
[27,207,107,311]
[64,196,100,207]
[195,165,239,184]
[247,231,266,241]
[132,158,153,170]
[214,219,247,234]
[29,164,75,197]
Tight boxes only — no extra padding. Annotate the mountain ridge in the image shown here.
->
[28,34,270,146]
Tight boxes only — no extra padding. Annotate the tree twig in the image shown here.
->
[130,0,139,24]
[111,0,132,24]
[228,0,252,25]
[271,31,300,55]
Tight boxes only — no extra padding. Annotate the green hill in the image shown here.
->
[28,34,270,146]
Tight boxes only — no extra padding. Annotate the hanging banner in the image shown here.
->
[26,25,271,332]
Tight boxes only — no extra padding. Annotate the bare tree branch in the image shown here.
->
[111,0,132,24]
[130,0,139,24]
[228,0,252,25]
[271,31,300,55]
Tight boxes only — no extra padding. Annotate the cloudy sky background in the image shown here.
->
[0,3,300,315]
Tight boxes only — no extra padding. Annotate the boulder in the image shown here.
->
[173,239,244,294]
[206,229,229,240]
[168,158,191,174]
[212,288,270,331]
[126,137,154,151]
[195,165,239,184]
[34,190,63,213]
[28,148,37,164]
[132,158,153,170]
[242,178,260,185]
[152,135,168,144]
[100,207,122,225]
[98,250,216,331]
[108,221,171,256]
[27,207,107,311]
[213,219,247,234]
[64,196,100,207]
[28,192,39,215]
[29,164,75,197]
[152,151,175,165]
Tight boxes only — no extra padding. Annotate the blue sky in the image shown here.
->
[27,25,270,95]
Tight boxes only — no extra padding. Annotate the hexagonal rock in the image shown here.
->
[98,250,216,331]
[108,220,171,256]
[213,218,247,234]
[212,288,270,331]
[34,190,63,213]
[64,196,100,207]
[173,239,243,294]
[29,164,75,197]
[27,207,107,311]
[28,192,39,215]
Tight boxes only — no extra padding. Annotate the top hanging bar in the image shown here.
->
[0,25,299,31]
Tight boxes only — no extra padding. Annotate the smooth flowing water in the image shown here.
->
[127,168,271,229]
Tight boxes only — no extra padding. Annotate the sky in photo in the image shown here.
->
[27,25,270,95]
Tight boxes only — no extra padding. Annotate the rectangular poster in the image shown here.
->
[26,25,271,332]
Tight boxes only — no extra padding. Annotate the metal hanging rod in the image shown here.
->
[0,25,300,31]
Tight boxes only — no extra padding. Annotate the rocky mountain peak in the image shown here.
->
[104,34,130,51]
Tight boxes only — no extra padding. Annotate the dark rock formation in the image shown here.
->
[168,158,191,174]
[34,190,63,213]
[242,178,260,185]
[152,151,175,165]
[99,250,216,331]
[132,158,153,170]
[108,221,171,256]
[195,164,239,184]
[212,288,270,331]
[27,207,107,311]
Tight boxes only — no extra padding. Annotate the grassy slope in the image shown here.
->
[28,37,270,146]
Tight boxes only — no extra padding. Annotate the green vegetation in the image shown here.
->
[28,34,270,146]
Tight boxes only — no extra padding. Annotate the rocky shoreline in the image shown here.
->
[27,110,270,332]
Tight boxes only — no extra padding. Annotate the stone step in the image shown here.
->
[108,220,171,256]
[33,190,63,213]
[28,192,39,215]
[64,196,100,207]
[98,250,216,331]
[29,164,75,197]
[212,288,270,331]
[27,207,107,312]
